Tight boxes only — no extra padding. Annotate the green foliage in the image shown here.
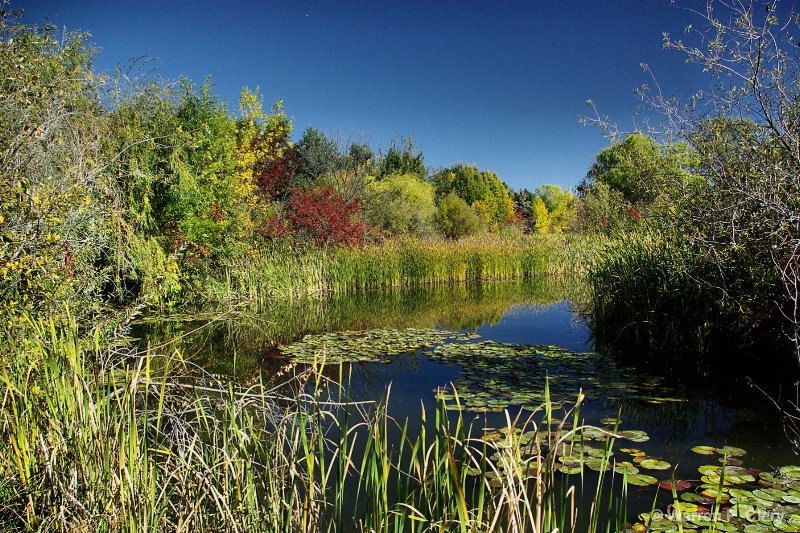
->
[431,163,514,228]
[534,184,576,233]
[434,193,483,239]
[363,173,435,236]
[578,133,695,232]
[0,13,127,327]
[587,232,720,363]
[296,127,344,186]
[575,180,630,232]
[377,135,425,178]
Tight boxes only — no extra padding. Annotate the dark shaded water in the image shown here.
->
[134,279,800,523]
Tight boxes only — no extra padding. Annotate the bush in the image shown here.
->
[434,193,483,239]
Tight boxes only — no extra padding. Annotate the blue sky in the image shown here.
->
[22,1,710,192]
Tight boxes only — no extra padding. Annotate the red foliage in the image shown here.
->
[627,207,644,220]
[508,210,529,232]
[259,213,294,241]
[286,185,364,247]
[252,134,302,198]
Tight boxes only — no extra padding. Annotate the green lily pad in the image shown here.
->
[640,459,671,471]
[620,430,649,442]
[626,473,658,486]
[718,446,747,457]
[681,492,704,503]
[614,462,640,475]
[584,458,613,472]
[587,448,613,458]
[557,464,582,475]
[691,445,717,455]
[753,488,787,502]
[781,466,800,480]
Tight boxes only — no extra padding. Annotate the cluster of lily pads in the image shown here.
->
[457,407,667,485]
[631,444,800,532]
[279,327,477,363]
[280,327,683,411]
[428,339,683,411]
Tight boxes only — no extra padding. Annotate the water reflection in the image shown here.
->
[133,277,797,485]
[132,277,586,378]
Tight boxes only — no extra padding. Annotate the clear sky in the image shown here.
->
[20,1,711,192]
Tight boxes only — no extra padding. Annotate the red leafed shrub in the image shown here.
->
[286,185,364,247]
[259,213,294,240]
[252,135,302,198]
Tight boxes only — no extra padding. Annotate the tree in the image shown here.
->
[363,173,435,236]
[295,127,343,186]
[577,133,695,232]
[585,0,800,363]
[378,136,425,178]
[430,164,514,228]
[534,184,576,233]
[248,94,300,200]
[531,197,551,234]
[580,133,695,211]
[435,193,483,239]
[0,12,132,324]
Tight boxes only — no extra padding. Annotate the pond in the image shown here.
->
[134,278,800,530]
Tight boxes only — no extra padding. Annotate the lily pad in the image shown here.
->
[640,459,671,471]
[659,479,692,491]
[614,462,639,475]
[718,446,747,457]
[627,473,659,486]
[691,445,717,455]
[620,430,650,442]
[781,466,800,480]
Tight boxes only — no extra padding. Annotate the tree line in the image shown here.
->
[0,10,584,332]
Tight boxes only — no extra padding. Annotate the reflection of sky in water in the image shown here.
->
[340,303,798,519]
[473,301,591,352]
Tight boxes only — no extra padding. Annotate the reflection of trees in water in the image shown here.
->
[607,385,791,462]
[132,277,587,379]
[608,395,735,444]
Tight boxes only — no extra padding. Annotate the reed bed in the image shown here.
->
[586,231,717,361]
[0,316,628,532]
[217,233,601,305]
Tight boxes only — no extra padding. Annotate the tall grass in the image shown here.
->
[0,316,628,532]
[216,233,600,305]
[586,230,719,363]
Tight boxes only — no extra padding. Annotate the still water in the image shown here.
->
[135,279,800,523]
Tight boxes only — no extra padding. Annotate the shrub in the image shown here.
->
[435,193,483,239]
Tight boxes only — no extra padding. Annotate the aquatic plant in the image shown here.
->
[280,327,683,411]
[0,317,631,532]
[216,233,599,305]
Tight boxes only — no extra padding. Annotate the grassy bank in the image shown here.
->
[0,318,625,532]
[585,230,799,375]
[214,233,599,304]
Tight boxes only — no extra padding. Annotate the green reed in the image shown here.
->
[0,314,628,532]
[586,230,718,360]
[215,234,600,306]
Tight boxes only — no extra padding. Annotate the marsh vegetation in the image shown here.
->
[5,1,800,531]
